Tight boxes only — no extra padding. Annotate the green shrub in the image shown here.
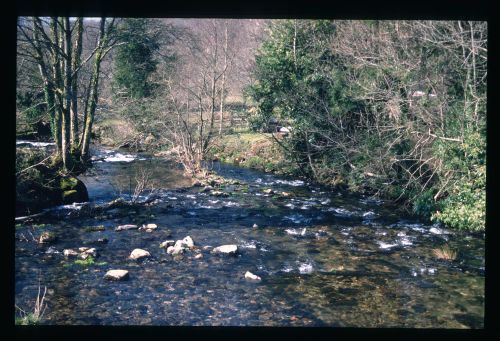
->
[431,129,486,231]
[412,189,437,218]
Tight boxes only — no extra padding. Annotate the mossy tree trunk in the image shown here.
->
[50,17,63,154]
[80,18,115,161]
[70,18,83,152]
[20,16,118,170]
[61,17,73,170]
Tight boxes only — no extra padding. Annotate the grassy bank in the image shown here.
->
[208,132,301,177]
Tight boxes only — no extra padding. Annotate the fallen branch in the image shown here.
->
[16,155,53,176]
[15,211,48,222]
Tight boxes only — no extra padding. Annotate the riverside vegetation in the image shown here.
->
[17,19,485,232]
[15,18,485,327]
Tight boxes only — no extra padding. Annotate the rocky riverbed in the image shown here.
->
[14,145,485,327]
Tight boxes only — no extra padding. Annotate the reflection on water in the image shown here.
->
[15,147,485,327]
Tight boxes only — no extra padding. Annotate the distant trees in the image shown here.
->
[151,19,243,176]
[248,20,487,231]
[17,17,119,170]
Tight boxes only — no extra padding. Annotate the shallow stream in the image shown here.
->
[15,145,485,327]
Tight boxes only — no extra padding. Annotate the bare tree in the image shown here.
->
[17,17,120,170]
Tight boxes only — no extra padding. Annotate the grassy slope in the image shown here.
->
[209,131,300,176]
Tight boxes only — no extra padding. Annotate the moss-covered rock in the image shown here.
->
[60,176,89,204]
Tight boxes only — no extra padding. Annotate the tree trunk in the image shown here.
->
[80,18,106,161]
[70,18,83,150]
[32,18,56,144]
[218,21,228,135]
[50,18,63,155]
[61,17,73,170]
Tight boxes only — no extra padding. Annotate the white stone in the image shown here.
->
[80,248,97,258]
[181,236,194,248]
[63,249,78,257]
[140,223,158,231]
[194,253,203,259]
[167,243,184,255]
[252,224,259,228]
[115,224,138,231]
[244,271,261,281]
[263,188,274,194]
[129,248,151,260]
[160,240,176,249]
[104,269,129,281]
[212,244,238,255]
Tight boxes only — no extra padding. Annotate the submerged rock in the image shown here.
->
[244,271,261,281]
[104,269,129,281]
[45,246,60,254]
[115,224,138,231]
[211,190,229,197]
[212,244,238,255]
[129,248,151,260]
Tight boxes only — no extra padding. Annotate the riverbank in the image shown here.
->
[16,143,89,216]
[206,131,486,233]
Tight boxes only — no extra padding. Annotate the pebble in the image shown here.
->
[160,240,176,249]
[104,269,129,281]
[64,249,79,257]
[244,271,261,281]
[129,248,151,260]
[212,244,238,255]
[115,224,138,231]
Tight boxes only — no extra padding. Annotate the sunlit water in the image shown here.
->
[15,145,485,327]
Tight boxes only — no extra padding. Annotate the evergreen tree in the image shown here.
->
[113,18,161,99]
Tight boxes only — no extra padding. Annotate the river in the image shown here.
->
[14,144,485,327]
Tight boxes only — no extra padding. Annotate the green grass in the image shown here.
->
[64,256,107,268]
[15,313,40,325]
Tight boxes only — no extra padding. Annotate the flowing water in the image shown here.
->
[15,145,485,327]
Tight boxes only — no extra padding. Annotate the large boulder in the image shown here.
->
[60,176,89,204]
